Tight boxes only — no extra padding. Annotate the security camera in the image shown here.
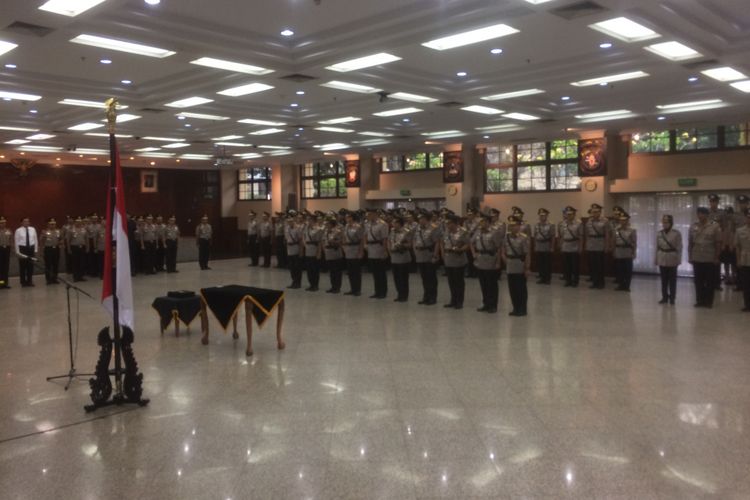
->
[377,91,390,103]
[67,144,77,151]
[135,136,141,140]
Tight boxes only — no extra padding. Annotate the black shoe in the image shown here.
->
[444,303,454,308]
[344,291,355,296]
[376,295,386,299]
[564,282,572,287]
[742,307,750,312]
[326,289,335,293]
[669,299,675,305]
[307,287,319,292]
[352,292,361,297]
[509,311,518,316]
[477,306,488,312]
[369,294,379,299]
[571,283,579,288]
[589,285,599,289]
[418,300,426,305]
[485,308,497,313]
[454,304,463,310]
[394,298,407,302]
[658,298,668,304]
[716,286,723,291]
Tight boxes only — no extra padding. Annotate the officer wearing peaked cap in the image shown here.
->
[559,206,583,287]
[414,210,440,305]
[323,217,344,294]
[735,195,750,291]
[196,215,213,270]
[689,206,721,308]
[284,213,303,289]
[440,215,470,309]
[655,214,682,305]
[41,218,63,285]
[707,194,725,290]
[612,212,637,292]
[472,213,502,313]
[68,216,89,281]
[365,208,390,299]
[734,209,750,311]
[585,203,610,289]
[259,211,273,268]
[0,216,12,288]
[302,212,324,291]
[503,215,531,316]
[342,210,365,296]
[164,216,180,273]
[533,208,556,284]
[273,212,287,269]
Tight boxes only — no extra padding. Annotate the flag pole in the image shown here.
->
[105,98,124,399]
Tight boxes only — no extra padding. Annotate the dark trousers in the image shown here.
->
[198,238,210,269]
[392,263,410,300]
[445,265,466,306]
[71,245,86,281]
[305,256,320,288]
[65,250,72,274]
[288,254,303,286]
[96,250,104,278]
[0,246,10,287]
[466,252,477,277]
[418,262,438,303]
[248,235,259,265]
[87,239,97,276]
[328,258,344,291]
[156,243,165,271]
[166,239,178,272]
[260,236,272,267]
[563,252,580,285]
[346,258,362,293]
[128,242,137,276]
[369,258,388,297]
[614,258,633,290]
[693,262,717,306]
[507,273,528,314]
[18,245,35,285]
[275,236,287,268]
[44,247,60,283]
[659,266,677,301]
[587,251,605,287]
[740,267,750,309]
[143,241,156,274]
[477,268,500,309]
[536,252,552,283]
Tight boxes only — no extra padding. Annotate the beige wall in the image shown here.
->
[303,198,348,213]
[378,170,443,191]
[627,148,750,180]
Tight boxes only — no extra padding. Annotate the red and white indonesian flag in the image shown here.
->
[101,136,134,330]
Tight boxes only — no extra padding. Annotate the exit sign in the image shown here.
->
[678,178,698,187]
[400,189,411,196]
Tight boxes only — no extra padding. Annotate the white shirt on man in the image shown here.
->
[14,225,38,255]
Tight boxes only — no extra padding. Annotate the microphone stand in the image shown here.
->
[30,257,97,390]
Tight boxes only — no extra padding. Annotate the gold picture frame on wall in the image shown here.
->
[140,170,158,193]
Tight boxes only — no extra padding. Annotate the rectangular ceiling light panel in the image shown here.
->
[70,34,175,58]
[190,57,273,75]
[422,23,519,50]
[326,53,401,72]
[39,0,106,17]
[588,17,660,43]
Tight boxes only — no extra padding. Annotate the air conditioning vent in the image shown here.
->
[4,21,55,37]
[279,73,317,82]
[437,101,464,107]
[681,59,720,70]
[550,1,607,20]
[537,118,556,123]
[139,107,166,113]
[393,135,412,140]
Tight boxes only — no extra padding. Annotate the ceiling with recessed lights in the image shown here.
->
[0,0,749,167]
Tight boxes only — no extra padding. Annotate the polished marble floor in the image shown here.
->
[1,259,749,499]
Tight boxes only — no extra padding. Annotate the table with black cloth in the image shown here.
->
[152,294,203,337]
[199,285,286,356]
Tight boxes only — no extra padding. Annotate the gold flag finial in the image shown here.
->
[105,98,118,134]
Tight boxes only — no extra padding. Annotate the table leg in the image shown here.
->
[174,315,180,337]
[245,300,254,356]
[232,314,239,340]
[276,299,286,351]
[200,300,209,345]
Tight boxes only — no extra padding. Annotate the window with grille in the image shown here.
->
[238,167,272,200]
[300,161,347,199]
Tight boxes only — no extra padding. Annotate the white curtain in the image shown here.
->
[623,192,736,277]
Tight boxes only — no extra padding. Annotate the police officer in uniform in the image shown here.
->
[62,215,74,275]
[42,218,63,285]
[559,207,583,287]
[247,211,259,266]
[0,216,12,289]
[503,215,531,317]
[342,211,364,296]
[612,212,637,292]
[365,208,389,299]
[285,212,303,289]
[655,214,682,305]
[87,214,102,277]
[689,206,722,308]
[164,216,180,273]
[141,214,157,274]
[533,208,555,284]
[472,213,502,313]
[734,209,750,311]
[585,203,609,289]
[302,213,323,291]
[274,213,287,268]
[259,212,273,268]
[323,217,344,294]
[464,208,479,278]
[196,215,212,270]
[155,215,166,272]
[440,215,470,309]
[707,194,725,290]
[95,221,106,278]
[134,216,145,273]
[414,211,440,305]
[15,217,38,287]
[512,207,532,238]
[68,217,89,282]
[735,195,749,291]
[388,216,413,302]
